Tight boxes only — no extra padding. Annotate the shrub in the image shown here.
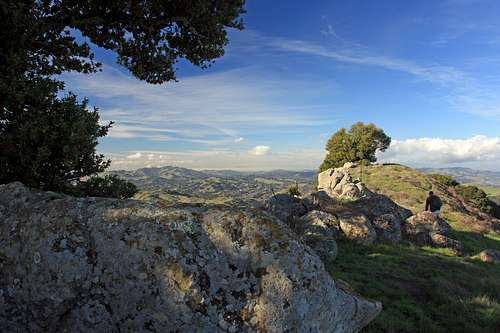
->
[0,93,112,191]
[429,174,460,187]
[287,183,301,197]
[456,185,500,218]
[73,175,138,199]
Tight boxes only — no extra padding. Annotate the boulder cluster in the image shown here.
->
[265,163,464,259]
[0,182,381,332]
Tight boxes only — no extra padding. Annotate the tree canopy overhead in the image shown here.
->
[0,0,246,192]
[320,122,391,172]
[0,0,245,85]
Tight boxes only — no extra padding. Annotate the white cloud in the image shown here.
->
[126,152,142,159]
[234,137,245,143]
[249,145,271,156]
[378,135,500,167]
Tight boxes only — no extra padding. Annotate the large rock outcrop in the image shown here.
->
[318,163,371,201]
[314,164,464,253]
[0,182,381,332]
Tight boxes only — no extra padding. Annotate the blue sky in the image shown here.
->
[63,0,500,171]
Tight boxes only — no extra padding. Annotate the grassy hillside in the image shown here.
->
[351,164,499,234]
[328,164,500,333]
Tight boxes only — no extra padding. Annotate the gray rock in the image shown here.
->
[264,193,308,225]
[479,249,500,264]
[0,182,381,332]
[298,211,339,263]
[302,235,338,263]
[404,212,451,237]
[298,210,340,238]
[429,233,463,255]
[372,214,402,243]
[318,164,370,201]
[338,212,377,245]
[403,212,461,253]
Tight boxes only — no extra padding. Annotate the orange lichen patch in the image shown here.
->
[164,262,193,292]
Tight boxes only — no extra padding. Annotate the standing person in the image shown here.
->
[425,191,443,217]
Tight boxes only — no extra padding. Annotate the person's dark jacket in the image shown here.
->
[425,195,442,212]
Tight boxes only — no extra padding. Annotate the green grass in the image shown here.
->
[353,164,433,213]
[329,238,500,333]
[329,164,500,332]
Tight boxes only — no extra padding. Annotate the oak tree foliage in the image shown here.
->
[0,0,245,193]
[320,122,391,172]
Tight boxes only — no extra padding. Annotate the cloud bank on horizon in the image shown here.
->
[62,0,500,171]
[104,135,500,171]
[378,135,500,170]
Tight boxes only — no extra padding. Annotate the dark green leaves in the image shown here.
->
[320,122,391,172]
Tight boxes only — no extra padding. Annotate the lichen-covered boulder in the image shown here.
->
[372,214,402,243]
[337,212,377,245]
[403,212,462,253]
[302,235,338,263]
[264,193,308,225]
[430,233,463,255]
[404,212,451,237]
[298,210,340,238]
[346,194,413,223]
[0,182,381,332]
[479,249,500,264]
[297,211,340,262]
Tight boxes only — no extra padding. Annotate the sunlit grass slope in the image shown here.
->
[329,164,500,333]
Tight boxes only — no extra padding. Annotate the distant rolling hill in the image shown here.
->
[419,167,500,186]
[108,166,316,207]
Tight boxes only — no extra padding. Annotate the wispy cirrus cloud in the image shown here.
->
[247,31,500,118]
[65,65,337,146]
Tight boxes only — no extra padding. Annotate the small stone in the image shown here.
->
[479,249,500,264]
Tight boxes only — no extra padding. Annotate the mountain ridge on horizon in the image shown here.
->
[108,164,500,187]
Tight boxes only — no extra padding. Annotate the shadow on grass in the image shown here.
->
[448,229,500,255]
[328,238,500,333]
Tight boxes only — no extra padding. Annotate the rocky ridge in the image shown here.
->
[266,163,464,256]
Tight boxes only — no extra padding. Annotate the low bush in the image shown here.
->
[456,185,500,218]
[429,174,460,187]
[287,183,301,197]
[72,175,138,199]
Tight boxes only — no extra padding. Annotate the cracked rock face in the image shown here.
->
[0,182,381,332]
[317,163,370,201]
